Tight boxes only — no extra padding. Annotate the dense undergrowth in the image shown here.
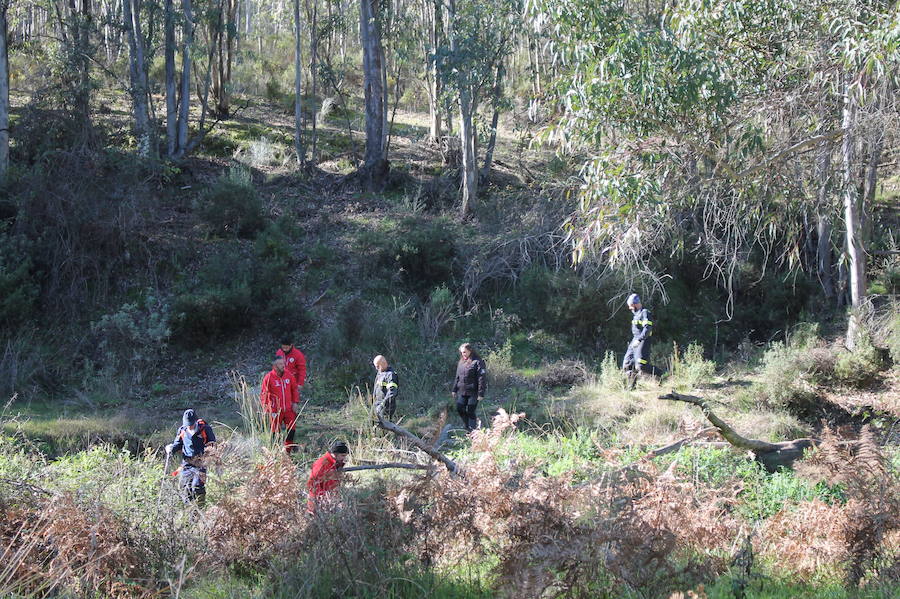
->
[2,392,900,599]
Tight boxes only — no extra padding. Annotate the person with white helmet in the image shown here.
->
[622,293,660,389]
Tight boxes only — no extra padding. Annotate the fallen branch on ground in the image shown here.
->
[342,463,431,473]
[659,391,819,471]
[377,416,460,475]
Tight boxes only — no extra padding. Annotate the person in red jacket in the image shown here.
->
[307,441,349,513]
[260,355,300,452]
[276,338,307,396]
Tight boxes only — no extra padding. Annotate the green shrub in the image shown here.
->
[598,350,624,391]
[888,309,900,368]
[871,255,900,295]
[0,226,39,327]
[832,334,883,386]
[91,292,171,380]
[196,167,265,238]
[669,342,716,389]
[674,447,843,521]
[512,265,612,344]
[755,334,821,409]
[255,217,297,267]
[359,216,459,295]
[172,243,291,344]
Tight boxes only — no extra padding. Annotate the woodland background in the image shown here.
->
[0,0,899,597]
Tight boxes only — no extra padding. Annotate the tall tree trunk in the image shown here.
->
[842,79,866,349]
[861,110,883,245]
[0,1,9,181]
[427,0,441,142]
[123,0,154,157]
[448,0,476,216]
[164,0,177,157]
[307,0,318,160]
[293,0,305,162]
[176,0,194,157]
[815,138,834,300]
[481,59,504,181]
[359,0,387,186]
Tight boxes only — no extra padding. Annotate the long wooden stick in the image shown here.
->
[342,463,430,472]
[658,391,779,452]
[377,416,460,475]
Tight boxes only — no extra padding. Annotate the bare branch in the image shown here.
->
[659,391,779,452]
[342,463,430,473]
[376,416,460,475]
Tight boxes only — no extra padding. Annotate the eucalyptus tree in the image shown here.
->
[123,0,154,157]
[294,0,305,161]
[209,0,238,118]
[0,0,9,181]
[359,0,387,188]
[440,0,521,216]
[533,0,898,332]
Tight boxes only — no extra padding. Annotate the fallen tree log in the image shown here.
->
[377,416,460,475]
[659,391,819,471]
[343,463,430,473]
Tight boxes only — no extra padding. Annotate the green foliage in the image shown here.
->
[870,256,900,296]
[754,330,822,409]
[598,350,624,391]
[674,447,844,521]
[490,425,604,481]
[507,265,612,344]
[669,342,716,389]
[888,309,900,368]
[358,216,460,295]
[196,167,265,239]
[172,242,293,344]
[0,226,39,327]
[91,292,171,377]
[832,333,883,386]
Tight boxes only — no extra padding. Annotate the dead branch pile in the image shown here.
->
[392,409,738,597]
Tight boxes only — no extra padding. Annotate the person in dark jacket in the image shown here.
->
[372,355,398,419]
[622,293,661,389]
[452,343,486,432]
[166,409,216,505]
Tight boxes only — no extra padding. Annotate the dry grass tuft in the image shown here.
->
[2,496,158,598]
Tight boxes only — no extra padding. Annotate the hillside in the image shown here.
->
[1,0,900,597]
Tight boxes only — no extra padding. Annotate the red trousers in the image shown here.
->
[269,410,298,432]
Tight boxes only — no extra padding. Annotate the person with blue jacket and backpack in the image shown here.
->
[166,409,216,505]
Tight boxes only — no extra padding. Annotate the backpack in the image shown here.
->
[179,419,209,445]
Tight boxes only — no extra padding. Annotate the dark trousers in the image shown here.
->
[374,398,396,420]
[456,395,478,431]
[179,463,206,505]
[623,339,663,388]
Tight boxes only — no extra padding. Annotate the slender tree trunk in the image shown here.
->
[123,0,154,157]
[448,0,476,216]
[861,116,883,245]
[842,79,866,349]
[427,0,441,141]
[308,0,318,160]
[293,0,305,162]
[481,59,504,181]
[359,0,387,186]
[164,0,177,157]
[815,138,834,300]
[0,1,9,181]
[176,0,194,157]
